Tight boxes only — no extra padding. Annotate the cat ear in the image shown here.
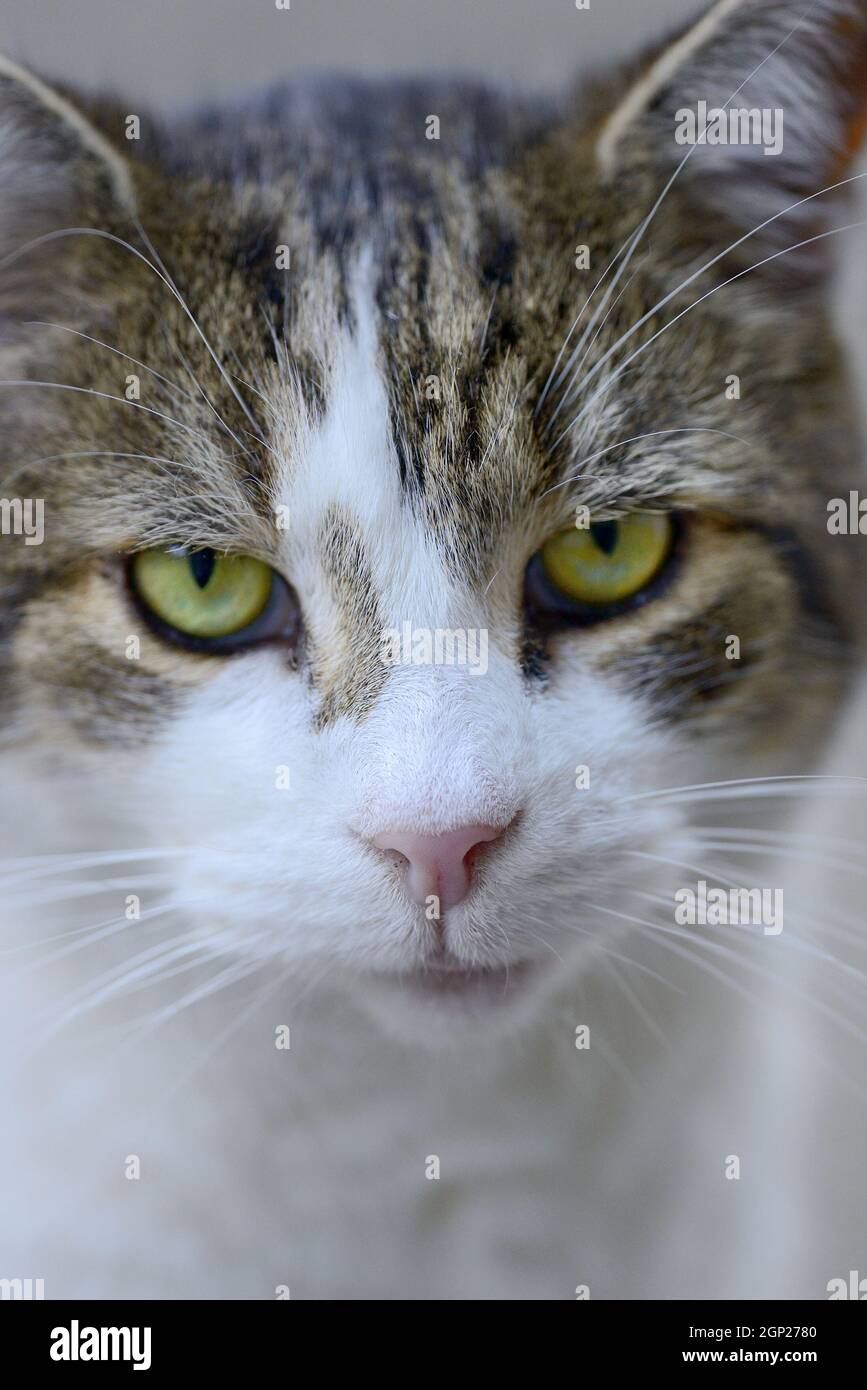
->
[0,55,135,313]
[596,0,867,281]
[0,54,134,219]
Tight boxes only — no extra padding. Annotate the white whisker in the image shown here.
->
[0,378,226,452]
[554,212,867,448]
[624,775,867,804]
[540,9,816,423]
[0,224,268,448]
[22,320,195,404]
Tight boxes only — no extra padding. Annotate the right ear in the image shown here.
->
[0,55,135,319]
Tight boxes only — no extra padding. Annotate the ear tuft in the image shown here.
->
[597,0,867,277]
[0,54,135,217]
[0,52,135,284]
[0,55,136,335]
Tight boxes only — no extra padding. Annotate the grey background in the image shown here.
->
[0,0,702,104]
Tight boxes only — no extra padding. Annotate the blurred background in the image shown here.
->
[0,0,701,103]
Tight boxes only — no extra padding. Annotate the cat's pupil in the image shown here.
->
[189,549,216,589]
[589,521,618,556]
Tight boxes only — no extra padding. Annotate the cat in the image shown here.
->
[0,0,865,1299]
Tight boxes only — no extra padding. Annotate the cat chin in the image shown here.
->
[352,958,556,1047]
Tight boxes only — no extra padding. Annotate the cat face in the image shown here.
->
[1,2,864,1040]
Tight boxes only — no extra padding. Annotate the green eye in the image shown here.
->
[530,513,675,615]
[130,547,290,648]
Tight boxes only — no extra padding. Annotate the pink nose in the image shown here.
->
[372,823,505,912]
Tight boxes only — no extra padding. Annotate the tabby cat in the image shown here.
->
[1,0,865,1298]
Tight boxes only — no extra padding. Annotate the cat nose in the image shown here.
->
[372,823,507,912]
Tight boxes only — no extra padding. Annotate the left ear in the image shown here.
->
[597,0,867,282]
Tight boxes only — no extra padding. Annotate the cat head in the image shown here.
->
[1,0,865,1042]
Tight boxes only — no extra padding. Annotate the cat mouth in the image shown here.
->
[382,957,536,1007]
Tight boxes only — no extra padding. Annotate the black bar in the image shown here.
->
[4,1298,864,1374]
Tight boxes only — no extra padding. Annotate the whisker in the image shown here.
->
[228,369,280,425]
[541,426,753,498]
[535,245,629,415]
[1,450,190,494]
[21,320,195,405]
[43,932,218,1036]
[0,223,268,448]
[598,952,676,1051]
[554,212,867,448]
[624,775,867,805]
[519,907,680,990]
[689,830,867,881]
[646,881,867,1028]
[151,964,290,1100]
[3,872,172,913]
[540,9,815,421]
[0,378,227,453]
[592,896,867,1052]
[6,901,181,971]
[171,338,260,461]
[675,833,867,949]
[1,847,187,880]
[130,946,274,1033]
[131,213,270,445]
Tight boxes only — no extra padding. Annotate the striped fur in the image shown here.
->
[1,16,863,743]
